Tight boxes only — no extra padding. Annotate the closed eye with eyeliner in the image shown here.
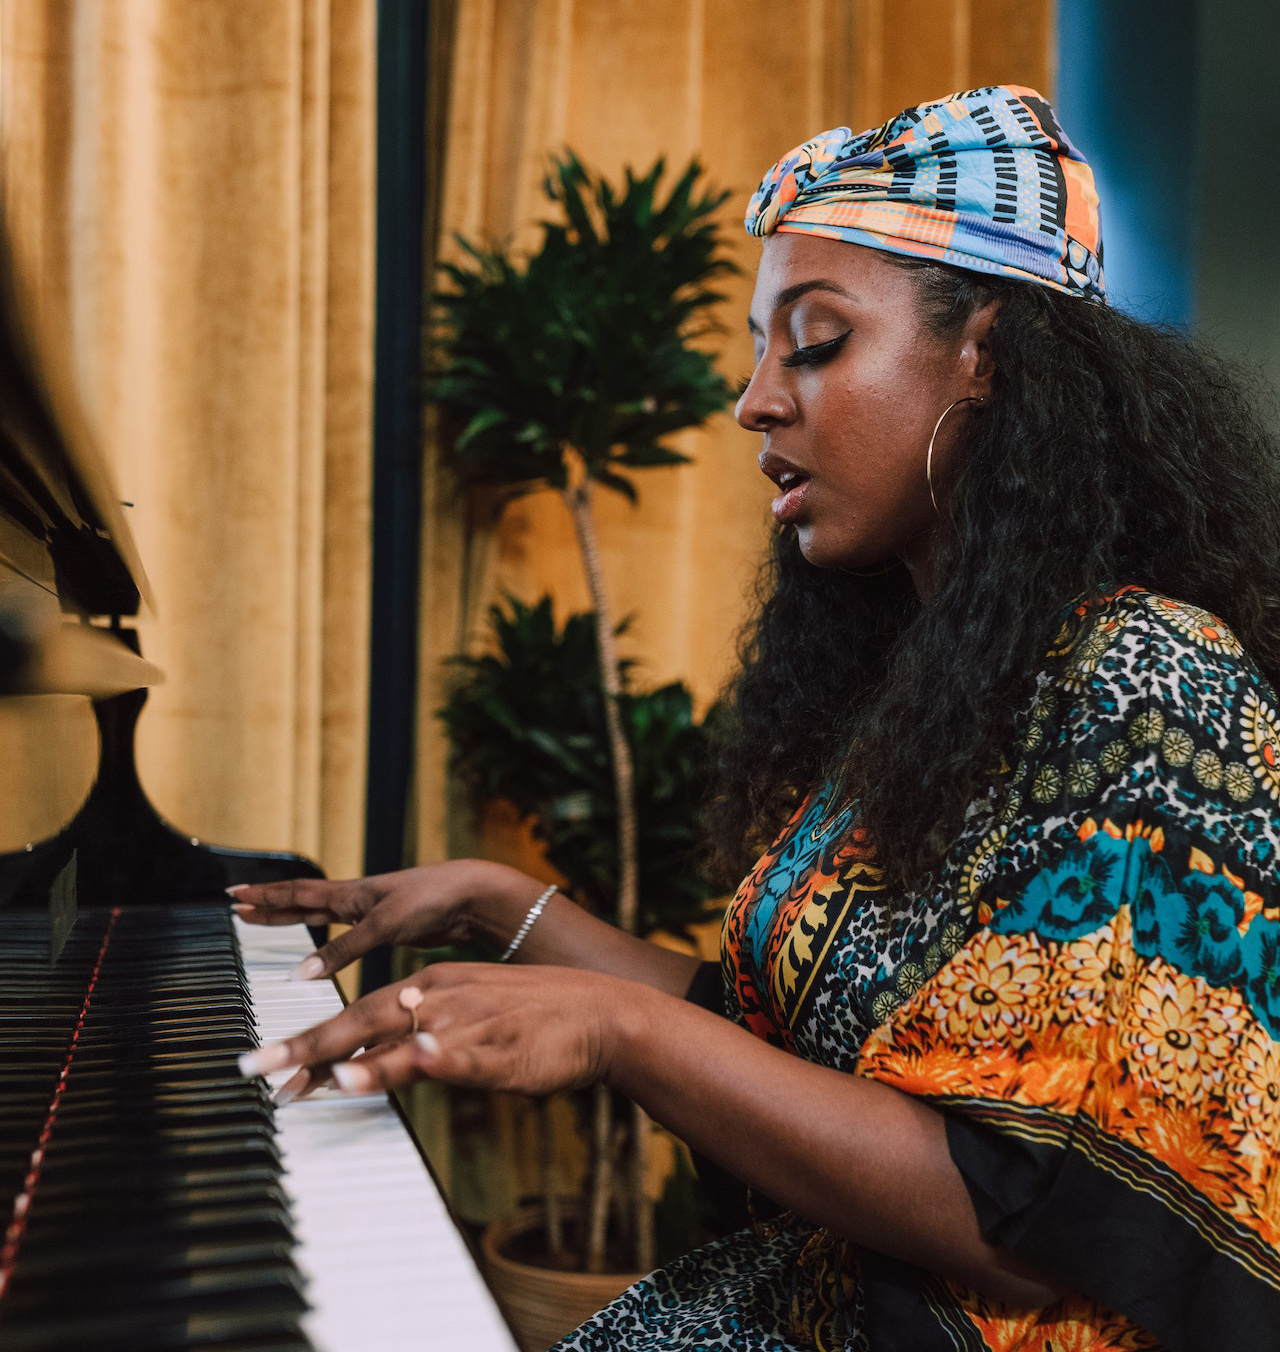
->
[780,329,852,368]
[738,328,853,395]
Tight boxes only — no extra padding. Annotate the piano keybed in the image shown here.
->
[0,907,516,1352]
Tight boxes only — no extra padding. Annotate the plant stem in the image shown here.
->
[564,475,647,1274]
[562,480,639,936]
[632,1101,655,1272]
[586,1083,612,1274]
[540,1098,565,1262]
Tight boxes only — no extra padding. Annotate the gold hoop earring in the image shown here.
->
[926,396,985,512]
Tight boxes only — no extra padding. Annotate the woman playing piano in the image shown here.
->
[234,87,1280,1350]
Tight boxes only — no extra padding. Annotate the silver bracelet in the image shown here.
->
[499,884,557,962]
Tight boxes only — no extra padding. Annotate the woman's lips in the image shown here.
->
[759,452,812,524]
[771,475,811,523]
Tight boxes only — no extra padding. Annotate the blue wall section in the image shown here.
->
[1055,0,1199,326]
[1193,0,1280,379]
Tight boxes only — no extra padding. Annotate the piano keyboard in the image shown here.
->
[0,906,310,1351]
[0,905,516,1352]
[236,915,516,1352]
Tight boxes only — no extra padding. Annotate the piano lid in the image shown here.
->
[0,573,161,698]
[0,238,152,622]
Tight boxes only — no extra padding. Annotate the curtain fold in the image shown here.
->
[0,0,376,879]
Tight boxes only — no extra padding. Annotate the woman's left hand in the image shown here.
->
[238,962,622,1101]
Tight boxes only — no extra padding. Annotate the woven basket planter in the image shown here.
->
[482,1203,644,1352]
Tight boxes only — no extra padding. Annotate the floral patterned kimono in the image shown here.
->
[556,588,1280,1351]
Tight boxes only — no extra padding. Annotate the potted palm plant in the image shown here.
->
[430,151,734,1343]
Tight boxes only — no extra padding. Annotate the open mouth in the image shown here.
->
[770,470,812,523]
[759,452,812,522]
[776,469,809,493]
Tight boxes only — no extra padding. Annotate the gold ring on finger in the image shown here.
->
[398,985,425,1037]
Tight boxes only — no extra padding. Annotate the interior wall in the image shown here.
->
[414,0,1054,864]
[1194,0,1280,397]
[1053,0,1280,403]
[1054,0,1198,325]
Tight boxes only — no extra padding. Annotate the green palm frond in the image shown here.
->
[430,152,737,498]
[438,596,718,938]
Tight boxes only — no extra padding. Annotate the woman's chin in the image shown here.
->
[795,529,891,574]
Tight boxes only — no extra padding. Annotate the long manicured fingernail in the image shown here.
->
[332,1061,373,1093]
[291,955,325,982]
[415,1031,441,1057]
[273,1070,310,1107]
[225,884,249,896]
[238,1043,295,1078]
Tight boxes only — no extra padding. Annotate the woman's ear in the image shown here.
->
[960,298,1000,396]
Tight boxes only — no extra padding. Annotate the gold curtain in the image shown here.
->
[0,0,377,880]
[415,0,1053,864]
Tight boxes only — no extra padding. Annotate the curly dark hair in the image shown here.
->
[706,259,1280,893]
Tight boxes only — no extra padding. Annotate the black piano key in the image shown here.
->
[0,1306,311,1352]
[17,1178,292,1221]
[17,1205,297,1260]
[19,1096,274,1131]
[0,1291,310,1352]
[4,1255,307,1313]
[24,1163,285,1205]
[14,1238,294,1276]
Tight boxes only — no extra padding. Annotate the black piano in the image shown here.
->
[0,263,516,1350]
[0,219,328,1350]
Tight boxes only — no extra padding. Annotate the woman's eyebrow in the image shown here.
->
[746,278,856,334]
[775,278,854,309]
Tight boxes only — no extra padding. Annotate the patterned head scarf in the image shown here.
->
[745,85,1105,303]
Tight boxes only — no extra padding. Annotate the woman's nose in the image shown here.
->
[735,364,792,431]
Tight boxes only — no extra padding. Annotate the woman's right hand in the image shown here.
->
[228,860,541,980]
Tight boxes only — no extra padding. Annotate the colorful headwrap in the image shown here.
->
[746,85,1105,303]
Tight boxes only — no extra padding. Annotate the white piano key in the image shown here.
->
[234,916,517,1352]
